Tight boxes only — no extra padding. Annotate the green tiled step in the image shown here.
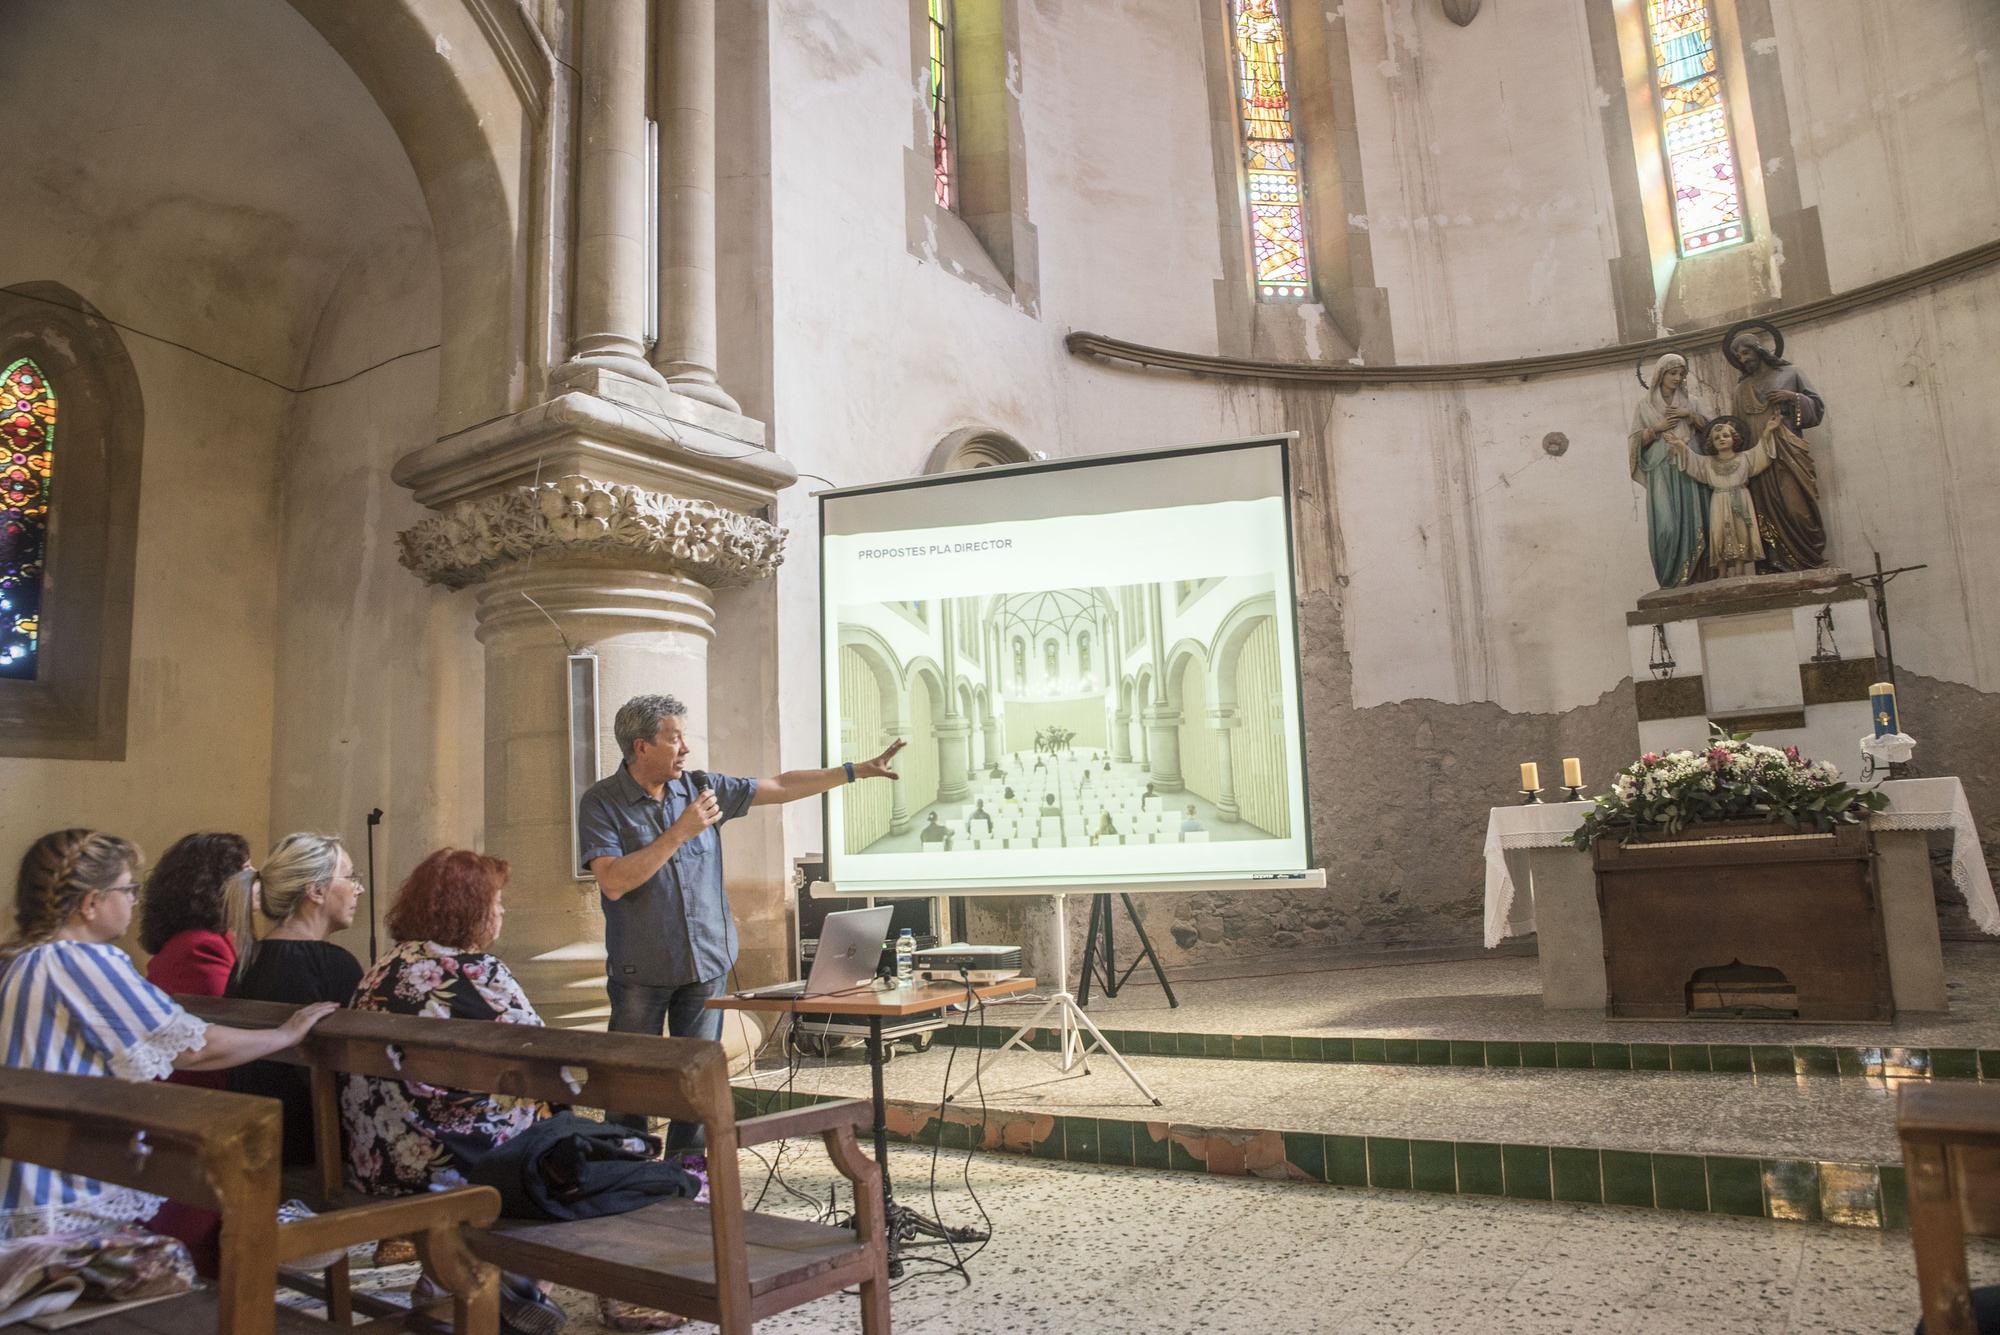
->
[733,1084,1910,1230]
[938,1023,1989,1081]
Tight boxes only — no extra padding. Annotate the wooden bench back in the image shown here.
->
[1899,1083,2000,1335]
[0,1068,283,1335]
[179,996,737,1131]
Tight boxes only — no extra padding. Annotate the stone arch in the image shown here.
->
[838,623,908,726]
[1163,638,1210,699]
[1209,594,1280,711]
[924,426,1036,473]
[904,657,947,714]
[286,0,545,432]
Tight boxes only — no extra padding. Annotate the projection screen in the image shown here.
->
[819,436,1318,896]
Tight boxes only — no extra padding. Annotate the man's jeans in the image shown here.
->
[606,974,725,1153]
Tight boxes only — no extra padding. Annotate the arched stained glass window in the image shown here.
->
[1077,630,1091,678]
[0,357,54,679]
[1645,0,1745,256]
[1228,0,1312,301]
[1043,638,1058,681]
[927,0,956,209]
[1012,637,1025,692]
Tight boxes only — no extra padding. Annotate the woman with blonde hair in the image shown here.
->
[0,829,335,1238]
[225,832,366,1165]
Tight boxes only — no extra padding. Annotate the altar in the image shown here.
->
[1483,778,2000,1015]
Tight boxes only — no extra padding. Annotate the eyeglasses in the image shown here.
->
[101,882,139,898]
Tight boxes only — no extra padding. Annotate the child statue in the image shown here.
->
[1669,415,1774,579]
[1628,352,1711,588]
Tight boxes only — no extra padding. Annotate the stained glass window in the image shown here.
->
[1229,0,1312,300]
[1646,0,1745,256]
[927,0,955,210]
[0,357,54,679]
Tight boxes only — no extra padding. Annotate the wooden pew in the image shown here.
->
[1899,1083,2000,1335]
[0,1066,500,1335]
[181,997,891,1335]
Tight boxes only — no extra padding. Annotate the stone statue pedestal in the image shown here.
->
[1626,568,1877,766]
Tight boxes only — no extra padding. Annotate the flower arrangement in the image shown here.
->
[1566,724,1887,848]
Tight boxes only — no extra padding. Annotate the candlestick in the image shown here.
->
[1519,761,1539,791]
[1519,788,1543,806]
[1561,757,1582,788]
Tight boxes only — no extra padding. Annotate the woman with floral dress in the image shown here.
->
[341,847,544,1196]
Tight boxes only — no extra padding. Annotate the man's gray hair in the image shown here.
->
[614,694,689,761]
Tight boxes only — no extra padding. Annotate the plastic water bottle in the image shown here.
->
[895,929,916,988]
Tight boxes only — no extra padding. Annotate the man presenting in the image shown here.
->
[577,693,903,1148]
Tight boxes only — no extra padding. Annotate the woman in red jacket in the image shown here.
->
[140,833,252,1071]
[138,830,252,1277]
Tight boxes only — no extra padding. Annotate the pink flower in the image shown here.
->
[1640,753,1659,766]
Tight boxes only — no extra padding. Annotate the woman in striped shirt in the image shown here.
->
[0,829,337,1239]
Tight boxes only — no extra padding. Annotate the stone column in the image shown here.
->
[1144,705,1184,792]
[935,717,973,804]
[1207,707,1240,823]
[652,0,739,411]
[980,713,1000,773]
[1111,708,1132,764]
[557,0,668,390]
[885,723,913,834]
[399,474,785,1024]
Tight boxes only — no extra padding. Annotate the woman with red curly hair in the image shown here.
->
[341,848,543,1198]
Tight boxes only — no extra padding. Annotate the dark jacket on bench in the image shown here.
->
[444,1113,699,1222]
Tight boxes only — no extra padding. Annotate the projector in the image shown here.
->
[913,943,1023,984]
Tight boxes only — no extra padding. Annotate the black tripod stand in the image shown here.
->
[1077,892,1178,1009]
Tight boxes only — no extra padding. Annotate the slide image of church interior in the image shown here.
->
[837,579,1291,856]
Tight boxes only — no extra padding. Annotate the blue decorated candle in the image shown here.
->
[1870,682,1900,737]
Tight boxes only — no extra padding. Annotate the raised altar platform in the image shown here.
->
[739,939,2000,1234]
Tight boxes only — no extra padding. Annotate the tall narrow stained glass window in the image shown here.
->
[0,357,54,678]
[927,0,955,209]
[1646,0,1745,255]
[1228,0,1312,300]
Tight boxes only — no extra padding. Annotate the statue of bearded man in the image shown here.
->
[1724,322,1827,572]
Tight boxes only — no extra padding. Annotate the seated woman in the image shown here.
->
[343,850,615,1331]
[225,833,366,1167]
[342,848,540,1195]
[0,829,334,1239]
[137,831,253,1274]
[140,832,253,1091]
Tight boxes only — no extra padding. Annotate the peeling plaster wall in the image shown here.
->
[759,0,2000,969]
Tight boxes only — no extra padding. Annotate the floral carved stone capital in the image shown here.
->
[398,474,787,590]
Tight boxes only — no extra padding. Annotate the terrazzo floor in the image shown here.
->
[301,1144,1996,1333]
[614,1145,1995,1333]
[751,1041,1905,1162]
[1075,939,2000,1047]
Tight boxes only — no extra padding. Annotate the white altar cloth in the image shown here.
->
[1483,777,1998,948]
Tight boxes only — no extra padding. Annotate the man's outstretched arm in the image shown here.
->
[751,738,905,806]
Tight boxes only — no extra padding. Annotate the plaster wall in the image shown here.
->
[0,0,480,954]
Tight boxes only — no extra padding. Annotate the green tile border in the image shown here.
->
[751,1080,1906,1230]
[936,1025,1989,1082]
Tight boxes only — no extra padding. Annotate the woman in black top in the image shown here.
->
[225,832,366,1164]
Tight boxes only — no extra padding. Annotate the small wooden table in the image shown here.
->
[709,977,1035,1276]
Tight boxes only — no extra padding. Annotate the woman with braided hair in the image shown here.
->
[0,829,336,1239]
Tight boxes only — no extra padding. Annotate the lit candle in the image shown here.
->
[1519,762,1540,791]
[1869,682,1899,738]
[1562,757,1583,788]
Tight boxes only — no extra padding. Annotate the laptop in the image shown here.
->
[738,906,895,1000]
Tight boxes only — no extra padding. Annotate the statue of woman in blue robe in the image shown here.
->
[1628,353,1712,588]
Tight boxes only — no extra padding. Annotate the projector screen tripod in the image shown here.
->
[1077,891,1178,1009]
[946,891,1162,1106]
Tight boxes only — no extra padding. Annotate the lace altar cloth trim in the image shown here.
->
[1482,777,1997,948]
[0,1188,165,1241]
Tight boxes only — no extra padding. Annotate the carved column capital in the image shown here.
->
[399,473,786,590]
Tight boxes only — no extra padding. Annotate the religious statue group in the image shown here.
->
[1628,323,1828,588]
